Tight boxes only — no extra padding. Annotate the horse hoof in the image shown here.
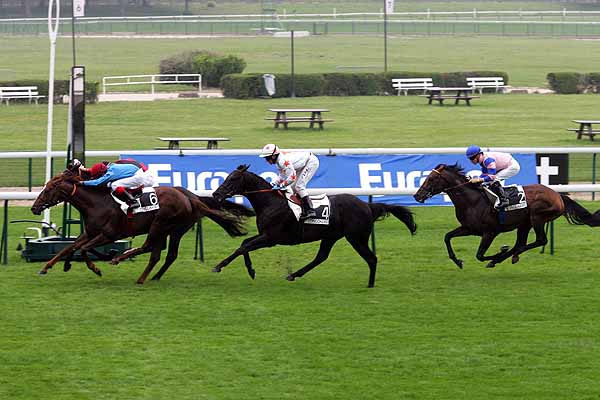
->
[486,262,496,269]
[286,274,295,281]
[512,255,520,264]
[248,269,256,280]
[93,269,102,277]
[500,245,510,253]
[38,270,47,275]
[454,259,463,269]
[109,259,120,266]
[64,264,71,272]
[212,267,221,273]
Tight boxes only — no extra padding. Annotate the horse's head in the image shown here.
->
[413,163,467,203]
[213,164,251,203]
[31,170,81,215]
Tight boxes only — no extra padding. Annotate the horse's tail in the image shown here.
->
[368,203,417,235]
[561,194,600,227]
[174,187,255,217]
[175,187,250,237]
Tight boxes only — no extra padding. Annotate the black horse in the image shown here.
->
[211,165,417,287]
[414,163,600,268]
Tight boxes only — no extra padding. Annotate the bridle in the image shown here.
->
[421,167,471,199]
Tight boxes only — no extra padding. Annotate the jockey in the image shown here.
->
[466,145,521,208]
[78,158,156,209]
[260,143,320,220]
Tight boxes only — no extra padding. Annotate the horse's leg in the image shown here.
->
[39,232,92,275]
[150,226,191,281]
[488,225,531,265]
[238,235,260,279]
[80,250,102,277]
[474,231,501,268]
[444,226,473,269]
[135,243,165,285]
[509,223,548,263]
[212,234,273,274]
[287,238,337,283]
[346,236,379,288]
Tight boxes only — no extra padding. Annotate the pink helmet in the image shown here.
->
[259,143,280,158]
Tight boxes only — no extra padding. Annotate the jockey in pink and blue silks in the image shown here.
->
[466,145,521,208]
[260,143,320,220]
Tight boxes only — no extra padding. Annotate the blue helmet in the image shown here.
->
[466,145,482,159]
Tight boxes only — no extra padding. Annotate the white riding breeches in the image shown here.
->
[495,158,521,183]
[110,168,157,190]
[291,154,320,198]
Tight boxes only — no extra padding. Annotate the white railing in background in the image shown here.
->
[102,74,201,95]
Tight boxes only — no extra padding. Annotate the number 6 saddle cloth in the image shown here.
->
[284,192,331,225]
[111,187,160,215]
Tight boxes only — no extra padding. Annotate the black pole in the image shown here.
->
[384,1,388,72]
[291,30,296,98]
[71,12,76,66]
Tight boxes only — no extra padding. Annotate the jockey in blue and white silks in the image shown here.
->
[466,145,521,208]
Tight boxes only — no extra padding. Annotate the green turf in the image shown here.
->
[3,35,600,87]
[2,204,600,399]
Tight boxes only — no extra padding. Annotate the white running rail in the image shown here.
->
[102,74,202,94]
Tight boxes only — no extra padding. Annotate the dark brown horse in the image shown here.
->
[414,163,600,268]
[31,168,251,284]
[212,165,417,288]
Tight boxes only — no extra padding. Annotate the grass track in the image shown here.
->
[2,205,600,399]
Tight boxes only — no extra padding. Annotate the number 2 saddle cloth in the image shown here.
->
[483,184,527,212]
[284,192,331,225]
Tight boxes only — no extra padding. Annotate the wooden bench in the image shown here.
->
[391,78,434,96]
[467,77,508,94]
[155,137,230,150]
[422,87,480,106]
[0,86,44,105]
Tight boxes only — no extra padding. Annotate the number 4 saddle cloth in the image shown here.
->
[111,187,160,215]
[284,192,331,225]
[483,184,527,212]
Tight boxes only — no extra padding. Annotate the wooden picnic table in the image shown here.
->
[155,137,230,150]
[422,87,480,106]
[568,120,600,141]
[266,108,333,130]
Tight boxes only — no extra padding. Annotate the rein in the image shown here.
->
[431,168,471,192]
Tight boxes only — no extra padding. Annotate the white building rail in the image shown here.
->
[102,74,202,95]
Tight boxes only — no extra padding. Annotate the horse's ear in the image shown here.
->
[238,164,250,172]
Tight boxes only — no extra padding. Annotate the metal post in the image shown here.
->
[383,0,388,72]
[290,30,296,98]
[550,220,554,255]
[1,200,8,265]
[369,195,377,255]
[592,153,597,201]
[28,158,32,192]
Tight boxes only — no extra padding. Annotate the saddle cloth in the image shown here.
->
[483,184,527,212]
[285,192,331,225]
[111,187,160,215]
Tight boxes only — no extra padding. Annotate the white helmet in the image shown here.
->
[259,143,280,158]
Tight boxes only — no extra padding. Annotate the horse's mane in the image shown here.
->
[435,163,468,181]
[236,164,271,189]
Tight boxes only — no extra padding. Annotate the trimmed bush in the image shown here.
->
[222,71,509,99]
[547,72,584,94]
[0,79,99,103]
[159,50,246,88]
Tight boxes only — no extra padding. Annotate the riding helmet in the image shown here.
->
[259,143,280,158]
[466,145,482,159]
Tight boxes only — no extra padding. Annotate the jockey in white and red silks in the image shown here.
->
[260,143,320,220]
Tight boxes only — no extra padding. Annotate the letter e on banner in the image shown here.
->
[73,0,85,17]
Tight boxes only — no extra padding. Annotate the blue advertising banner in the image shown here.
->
[122,153,538,206]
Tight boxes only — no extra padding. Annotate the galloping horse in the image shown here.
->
[31,168,252,284]
[414,163,600,268]
[211,165,417,288]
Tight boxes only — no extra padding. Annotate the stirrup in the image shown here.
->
[300,209,317,220]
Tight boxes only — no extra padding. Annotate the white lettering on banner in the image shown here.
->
[359,163,430,190]
[150,164,173,186]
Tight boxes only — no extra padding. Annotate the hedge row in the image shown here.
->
[221,71,509,99]
[0,80,99,103]
[547,72,600,94]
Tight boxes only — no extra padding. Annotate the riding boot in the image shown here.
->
[491,181,509,208]
[115,187,140,210]
[299,196,317,220]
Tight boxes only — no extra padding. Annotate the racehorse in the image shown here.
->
[31,168,252,284]
[413,163,600,268]
[211,164,417,288]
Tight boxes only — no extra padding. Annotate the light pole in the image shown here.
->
[290,30,295,98]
